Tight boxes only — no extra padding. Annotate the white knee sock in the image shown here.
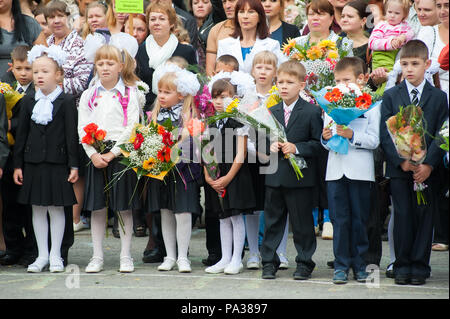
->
[213,217,233,267]
[175,212,192,260]
[32,205,50,261]
[245,212,260,256]
[161,209,177,260]
[47,206,65,260]
[276,214,289,255]
[230,215,245,267]
[118,210,133,258]
[90,208,107,259]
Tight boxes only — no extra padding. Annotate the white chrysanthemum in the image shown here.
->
[347,83,362,96]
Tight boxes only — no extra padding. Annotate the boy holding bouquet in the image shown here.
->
[380,40,448,285]
[261,60,323,280]
[321,57,381,284]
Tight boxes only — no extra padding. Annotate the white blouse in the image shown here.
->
[78,78,140,158]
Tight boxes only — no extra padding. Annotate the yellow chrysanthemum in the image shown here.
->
[318,39,337,50]
[225,98,239,113]
[143,158,156,170]
[327,50,339,59]
[306,46,323,60]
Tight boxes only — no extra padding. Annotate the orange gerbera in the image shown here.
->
[355,93,372,110]
[306,46,323,60]
[324,88,343,102]
[157,146,171,162]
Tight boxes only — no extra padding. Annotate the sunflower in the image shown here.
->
[143,158,156,171]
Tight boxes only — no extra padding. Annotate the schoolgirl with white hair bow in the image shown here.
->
[12,45,79,273]
[147,64,202,273]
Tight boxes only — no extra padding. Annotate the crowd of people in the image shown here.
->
[0,0,448,286]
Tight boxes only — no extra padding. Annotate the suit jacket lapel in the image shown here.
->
[51,93,64,119]
[286,98,304,132]
[418,80,433,110]
[398,81,412,108]
[271,102,285,128]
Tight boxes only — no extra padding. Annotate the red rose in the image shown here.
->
[133,133,144,150]
[95,129,106,141]
[81,134,95,145]
[83,123,98,135]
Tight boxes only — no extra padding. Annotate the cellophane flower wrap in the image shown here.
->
[311,83,382,154]
[207,93,307,180]
[117,120,179,182]
[1,82,25,145]
[386,104,429,205]
[282,38,350,91]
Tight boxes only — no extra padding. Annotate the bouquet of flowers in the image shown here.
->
[282,38,350,91]
[194,85,216,118]
[265,86,282,109]
[1,82,25,145]
[311,83,382,154]
[81,123,108,153]
[207,95,307,180]
[386,104,428,205]
[284,0,308,30]
[439,120,449,152]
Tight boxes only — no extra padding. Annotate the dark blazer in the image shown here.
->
[380,80,449,179]
[0,95,9,168]
[280,21,300,46]
[265,98,323,188]
[13,92,79,169]
[135,42,197,111]
[10,83,35,137]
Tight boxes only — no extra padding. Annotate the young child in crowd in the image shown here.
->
[150,66,202,273]
[78,44,141,273]
[261,60,322,280]
[204,74,256,275]
[13,45,79,273]
[214,54,240,75]
[369,0,415,94]
[322,57,380,284]
[380,40,448,286]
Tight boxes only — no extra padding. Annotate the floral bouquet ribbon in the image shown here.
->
[311,84,382,154]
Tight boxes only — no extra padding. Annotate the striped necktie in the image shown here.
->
[284,108,292,126]
[411,88,419,105]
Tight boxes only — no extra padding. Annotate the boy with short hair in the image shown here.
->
[380,40,448,285]
[214,54,239,74]
[261,60,323,280]
[322,56,381,284]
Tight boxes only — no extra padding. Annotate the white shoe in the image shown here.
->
[322,222,333,240]
[278,253,289,270]
[119,256,134,273]
[27,257,49,273]
[224,262,243,275]
[73,217,89,232]
[49,256,65,273]
[246,253,261,269]
[177,257,192,273]
[205,263,227,274]
[157,257,176,271]
[85,257,104,273]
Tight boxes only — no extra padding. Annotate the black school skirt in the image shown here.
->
[17,162,77,207]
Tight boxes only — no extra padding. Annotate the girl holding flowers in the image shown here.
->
[78,44,141,274]
[149,66,202,273]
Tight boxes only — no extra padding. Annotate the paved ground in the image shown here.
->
[0,226,448,300]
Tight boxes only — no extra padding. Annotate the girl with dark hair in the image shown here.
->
[216,0,287,73]
[0,0,47,81]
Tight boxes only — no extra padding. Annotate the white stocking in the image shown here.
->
[90,208,107,259]
[230,215,245,267]
[32,205,50,261]
[161,209,177,260]
[118,210,133,258]
[175,212,192,260]
[212,217,233,268]
[245,212,261,256]
[48,206,65,260]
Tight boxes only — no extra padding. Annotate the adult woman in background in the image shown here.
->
[216,0,286,74]
[191,0,213,67]
[124,14,150,45]
[81,1,108,39]
[106,0,128,34]
[261,0,300,47]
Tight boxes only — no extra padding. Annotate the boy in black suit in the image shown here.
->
[0,46,36,267]
[380,40,448,285]
[261,60,323,280]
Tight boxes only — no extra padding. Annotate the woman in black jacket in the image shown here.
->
[261,0,300,46]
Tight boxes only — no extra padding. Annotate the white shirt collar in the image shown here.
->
[283,98,299,112]
[405,78,426,97]
[96,77,126,96]
[16,82,31,93]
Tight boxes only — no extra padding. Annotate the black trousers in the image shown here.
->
[390,177,434,278]
[261,186,316,272]
[432,162,449,245]
[205,210,221,257]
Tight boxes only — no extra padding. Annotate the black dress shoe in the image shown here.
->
[410,277,426,285]
[386,269,394,279]
[293,268,312,280]
[142,248,164,263]
[394,275,411,285]
[327,260,335,269]
[0,254,21,266]
[202,254,221,266]
[262,264,277,279]
[17,255,37,267]
[0,250,6,258]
